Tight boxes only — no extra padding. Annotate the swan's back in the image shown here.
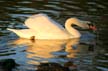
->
[25,14,70,39]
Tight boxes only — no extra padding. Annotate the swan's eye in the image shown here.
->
[88,23,91,26]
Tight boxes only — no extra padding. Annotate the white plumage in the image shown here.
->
[8,13,89,39]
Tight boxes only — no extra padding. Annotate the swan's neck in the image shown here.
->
[65,18,81,38]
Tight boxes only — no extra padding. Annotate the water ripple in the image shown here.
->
[0,0,107,71]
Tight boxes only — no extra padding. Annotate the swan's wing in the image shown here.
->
[24,14,65,34]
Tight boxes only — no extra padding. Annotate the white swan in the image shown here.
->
[8,14,90,39]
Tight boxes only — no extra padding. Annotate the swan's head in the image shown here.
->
[78,20,97,31]
[66,18,96,31]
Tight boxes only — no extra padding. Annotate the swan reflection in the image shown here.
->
[13,38,80,65]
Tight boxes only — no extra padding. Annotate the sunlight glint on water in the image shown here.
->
[0,0,108,71]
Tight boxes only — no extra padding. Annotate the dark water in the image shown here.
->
[0,0,108,71]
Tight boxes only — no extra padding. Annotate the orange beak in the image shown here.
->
[89,25,97,31]
[88,24,97,31]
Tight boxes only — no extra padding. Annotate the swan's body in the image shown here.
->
[8,14,89,39]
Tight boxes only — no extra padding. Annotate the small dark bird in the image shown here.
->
[0,59,18,71]
[37,62,70,71]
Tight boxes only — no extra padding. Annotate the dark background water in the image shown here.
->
[0,0,108,71]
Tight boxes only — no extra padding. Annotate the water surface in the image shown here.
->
[0,0,108,71]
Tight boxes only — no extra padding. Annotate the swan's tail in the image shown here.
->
[7,28,19,34]
[7,28,15,32]
[7,28,23,38]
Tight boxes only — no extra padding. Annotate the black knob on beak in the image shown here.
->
[88,23,97,31]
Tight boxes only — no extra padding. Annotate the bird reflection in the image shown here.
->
[13,38,80,65]
[65,39,79,58]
